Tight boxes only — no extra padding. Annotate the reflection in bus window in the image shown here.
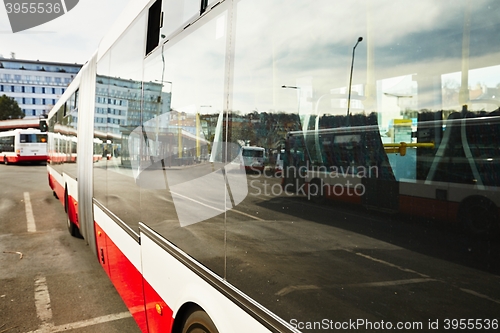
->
[44,1,500,332]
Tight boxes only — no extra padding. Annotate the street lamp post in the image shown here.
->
[281,85,303,130]
[281,85,301,115]
[347,37,363,123]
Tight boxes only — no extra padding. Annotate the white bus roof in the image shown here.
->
[241,146,265,150]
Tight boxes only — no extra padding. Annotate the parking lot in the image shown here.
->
[0,164,140,333]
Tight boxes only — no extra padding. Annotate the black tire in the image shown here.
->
[65,191,82,238]
[181,309,219,333]
[459,196,499,236]
[67,212,82,238]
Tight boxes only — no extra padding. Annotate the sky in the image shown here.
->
[0,0,133,64]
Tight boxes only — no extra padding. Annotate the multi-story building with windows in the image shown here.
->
[94,75,171,135]
[0,57,81,118]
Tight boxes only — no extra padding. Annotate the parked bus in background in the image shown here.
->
[282,109,500,236]
[240,146,266,172]
[0,128,47,164]
[45,0,500,332]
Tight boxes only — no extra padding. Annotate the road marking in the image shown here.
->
[346,278,437,288]
[171,191,264,221]
[24,192,36,232]
[28,275,132,333]
[52,311,132,331]
[25,311,132,333]
[34,276,52,330]
[345,252,500,305]
[276,285,320,296]
[460,288,500,305]
[275,279,436,296]
[352,251,430,278]
[229,208,265,221]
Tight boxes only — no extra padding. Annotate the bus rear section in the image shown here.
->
[240,146,266,172]
[0,129,47,164]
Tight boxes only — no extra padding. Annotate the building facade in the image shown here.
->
[0,57,81,118]
[94,75,171,135]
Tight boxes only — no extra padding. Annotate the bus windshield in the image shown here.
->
[242,149,264,158]
[20,134,48,143]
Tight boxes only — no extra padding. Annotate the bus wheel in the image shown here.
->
[309,179,325,204]
[181,309,219,333]
[459,196,499,236]
[65,192,82,238]
[67,213,80,238]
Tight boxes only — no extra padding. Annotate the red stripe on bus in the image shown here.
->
[399,195,453,222]
[1,155,47,163]
[143,278,175,333]
[94,222,149,332]
[16,155,47,162]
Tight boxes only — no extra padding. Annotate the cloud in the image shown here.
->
[230,0,500,114]
[0,0,132,63]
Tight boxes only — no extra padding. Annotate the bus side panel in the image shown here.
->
[17,155,47,163]
[448,202,460,224]
[399,195,451,222]
[140,228,276,333]
[65,176,79,227]
[67,195,79,228]
[106,229,148,331]
[317,178,364,204]
[399,181,452,222]
[323,183,362,204]
[48,165,65,206]
[93,206,148,333]
[95,222,110,276]
[142,278,174,333]
[2,154,19,164]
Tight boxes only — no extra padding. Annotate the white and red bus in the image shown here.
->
[46,0,500,332]
[0,128,47,164]
[240,146,266,172]
[282,110,500,236]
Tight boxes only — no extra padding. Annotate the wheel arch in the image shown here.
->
[458,194,500,235]
[171,302,218,333]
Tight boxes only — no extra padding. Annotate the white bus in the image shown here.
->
[0,128,47,164]
[46,0,500,332]
[240,146,266,172]
[283,111,500,235]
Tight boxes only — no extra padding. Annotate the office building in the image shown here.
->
[0,57,81,118]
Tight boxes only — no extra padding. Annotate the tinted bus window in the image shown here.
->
[20,134,47,143]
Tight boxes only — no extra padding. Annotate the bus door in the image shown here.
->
[352,126,398,212]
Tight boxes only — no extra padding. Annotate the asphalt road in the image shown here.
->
[0,164,141,333]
